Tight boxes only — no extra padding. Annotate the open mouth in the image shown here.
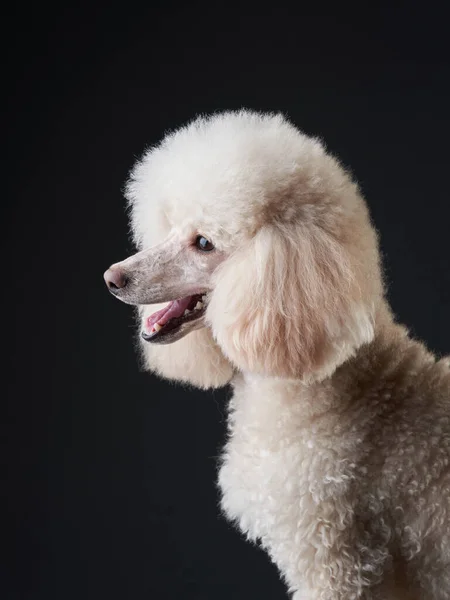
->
[141,293,207,343]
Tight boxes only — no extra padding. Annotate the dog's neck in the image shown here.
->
[232,301,423,422]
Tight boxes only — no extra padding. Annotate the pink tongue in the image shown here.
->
[146,296,193,331]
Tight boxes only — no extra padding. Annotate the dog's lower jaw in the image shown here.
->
[141,294,209,344]
[141,316,206,344]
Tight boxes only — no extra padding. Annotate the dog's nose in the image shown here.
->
[104,267,128,292]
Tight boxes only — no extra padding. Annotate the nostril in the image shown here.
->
[104,267,128,291]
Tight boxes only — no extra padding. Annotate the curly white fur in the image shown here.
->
[110,110,450,599]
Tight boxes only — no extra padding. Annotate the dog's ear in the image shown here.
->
[207,223,376,382]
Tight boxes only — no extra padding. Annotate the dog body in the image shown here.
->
[220,327,450,599]
[104,111,450,599]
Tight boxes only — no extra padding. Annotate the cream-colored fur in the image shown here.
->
[112,110,449,598]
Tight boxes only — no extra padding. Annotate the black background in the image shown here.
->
[5,4,450,599]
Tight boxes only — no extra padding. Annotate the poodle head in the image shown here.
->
[104,110,383,387]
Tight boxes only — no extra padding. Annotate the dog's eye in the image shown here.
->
[195,235,215,252]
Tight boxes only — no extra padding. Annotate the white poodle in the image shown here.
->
[104,110,450,599]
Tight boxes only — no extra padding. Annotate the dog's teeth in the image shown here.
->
[184,309,191,316]
[195,301,203,310]
[153,323,162,332]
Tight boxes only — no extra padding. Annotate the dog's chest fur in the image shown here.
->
[218,373,376,593]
